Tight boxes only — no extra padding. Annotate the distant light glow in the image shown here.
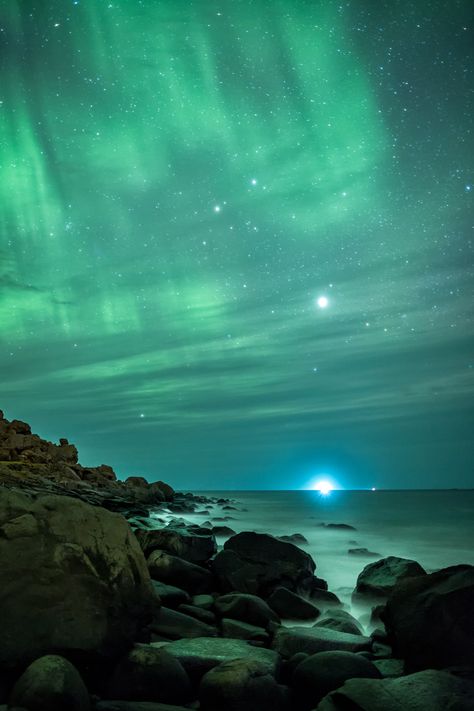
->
[317,296,329,309]
[371,487,376,491]
[308,478,334,495]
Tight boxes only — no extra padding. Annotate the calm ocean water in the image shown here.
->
[160,490,474,608]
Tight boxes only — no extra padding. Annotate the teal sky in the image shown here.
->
[1,0,473,489]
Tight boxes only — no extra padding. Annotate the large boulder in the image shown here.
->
[273,626,372,658]
[137,523,217,564]
[292,651,381,709]
[147,550,214,594]
[0,490,155,670]
[162,637,279,684]
[199,658,290,711]
[383,564,474,671]
[315,669,474,711]
[214,593,280,628]
[212,532,316,597]
[9,654,90,711]
[108,645,191,703]
[267,587,320,620]
[353,556,426,603]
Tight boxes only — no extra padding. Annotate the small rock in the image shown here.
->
[151,581,190,608]
[212,525,236,537]
[177,604,216,624]
[348,548,381,558]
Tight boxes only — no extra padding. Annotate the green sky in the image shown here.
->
[1,0,473,488]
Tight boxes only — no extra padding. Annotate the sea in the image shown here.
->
[155,489,474,612]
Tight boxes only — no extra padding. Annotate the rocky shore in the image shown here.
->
[1,409,474,710]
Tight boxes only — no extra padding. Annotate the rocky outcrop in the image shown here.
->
[0,489,155,671]
[383,564,474,671]
[353,556,426,603]
[212,532,316,598]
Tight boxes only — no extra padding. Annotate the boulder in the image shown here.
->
[220,618,269,643]
[9,655,90,711]
[137,524,217,564]
[214,593,280,628]
[212,532,316,597]
[199,658,290,711]
[147,550,214,594]
[308,587,342,610]
[192,594,215,610]
[278,533,308,544]
[152,481,175,501]
[151,581,190,608]
[315,609,364,636]
[273,626,372,658]
[150,606,217,640]
[353,556,426,604]
[212,526,236,537]
[292,651,381,709]
[383,564,474,671]
[177,604,216,624]
[267,587,320,620]
[162,637,279,684]
[108,645,191,703]
[315,669,474,711]
[0,490,154,670]
[348,548,381,558]
[373,658,404,678]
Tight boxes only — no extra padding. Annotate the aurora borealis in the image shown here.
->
[1,1,473,489]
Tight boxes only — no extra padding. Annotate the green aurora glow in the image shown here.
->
[1,0,473,488]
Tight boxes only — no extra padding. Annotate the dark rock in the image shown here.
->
[292,650,381,708]
[308,587,342,610]
[353,556,426,603]
[192,594,215,610]
[321,523,356,531]
[150,606,217,640]
[278,533,308,544]
[151,581,190,608]
[373,658,404,678]
[199,658,290,711]
[222,505,238,510]
[136,523,217,564]
[178,604,216,624]
[212,525,236,537]
[315,609,364,636]
[273,626,372,658]
[267,587,320,620]
[214,592,280,628]
[348,548,381,558]
[212,532,316,597]
[383,564,474,671]
[9,655,90,711]
[315,669,474,711]
[162,637,279,684]
[147,550,214,594]
[0,490,154,671]
[108,645,191,703]
[220,618,269,643]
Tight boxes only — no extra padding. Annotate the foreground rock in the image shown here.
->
[9,654,90,711]
[273,626,372,658]
[0,489,154,671]
[212,532,316,597]
[108,645,191,703]
[383,564,474,671]
[292,651,381,709]
[316,669,474,711]
[353,556,426,604]
[199,658,290,711]
[162,637,279,683]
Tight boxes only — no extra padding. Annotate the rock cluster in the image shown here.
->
[1,409,473,710]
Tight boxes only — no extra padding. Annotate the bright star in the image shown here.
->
[317,296,329,309]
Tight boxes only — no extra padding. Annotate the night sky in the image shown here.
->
[1,1,473,489]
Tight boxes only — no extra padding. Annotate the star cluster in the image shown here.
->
[1,0,473,488]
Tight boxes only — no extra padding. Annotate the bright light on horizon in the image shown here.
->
[305,478,336,495]
[317,295,329,309]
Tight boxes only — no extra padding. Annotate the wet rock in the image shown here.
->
[212,525,236,537]
[177,604,216,624]
[150,606,217,640]
[214,592,280,628]
[267,587,320,620]
[9,655,90,711]
[348,548,381,558]
[108,645,191,703]
[315,669,474,711]
[151,581,190,608]
[373,658,404,678]
[0,490,154,670]
[308,587,342,610]
[273,626,372,658]
[383,564,474,671]
[192,594,215,610]
[136,523,217,564]
[212,532,316,597]
[278,533,308,544]
[147,550,214,594]
[220,618,269,643]
[315,609,364,636]
[199,658,290,711]
[162,637,279,684]
[320,523,356,531]
[292,650,381,709]
[353,556,426,604]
